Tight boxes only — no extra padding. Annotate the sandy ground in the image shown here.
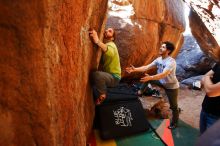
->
[178,87,205,129]
[140,86,205,129]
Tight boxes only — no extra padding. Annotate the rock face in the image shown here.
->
[0,0,107,146]
[107,0,186,78]
[188,0,220,61]
[176,35,216,81]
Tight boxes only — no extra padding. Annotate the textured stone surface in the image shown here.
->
[189,10,220,62]
[2,0,214,145]
[188,0,220,61]
[0,0,107,146]
[107,0,185,78]
[176,35,216,81]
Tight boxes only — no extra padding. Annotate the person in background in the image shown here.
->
[126,41,179,129]
[196,119,220,146]
[89,28,121,105]
[200,62,220,134]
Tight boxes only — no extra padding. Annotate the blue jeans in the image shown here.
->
[200,109,220,134]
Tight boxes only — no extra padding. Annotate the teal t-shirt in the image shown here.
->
[102,41,121,79]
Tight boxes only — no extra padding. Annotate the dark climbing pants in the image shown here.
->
[140,81,179,125]
[165,88,179,125]
[91,71,120,95]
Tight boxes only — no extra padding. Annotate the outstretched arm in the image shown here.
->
[126,65,148,73]
[89,29,107,52]
[202,70,220,97]
[126,62,156,74]
[140,70,171,82]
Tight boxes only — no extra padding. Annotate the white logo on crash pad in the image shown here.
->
[113,107,133,127]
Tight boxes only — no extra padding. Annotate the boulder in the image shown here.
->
[0,0,108,146]
[181,75,203,87]
[188,0,220,61]
[107,0,186,78]
[176,35,216,81]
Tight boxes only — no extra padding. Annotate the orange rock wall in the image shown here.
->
[0,0,107,146]
[107,0,185,78]
[189,5,220,61]
[0,0,188,145]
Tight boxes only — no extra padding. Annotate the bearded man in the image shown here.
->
[126,41,179,129]
[89,28,121,105]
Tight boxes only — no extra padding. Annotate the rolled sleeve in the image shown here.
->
[104,44,114,56]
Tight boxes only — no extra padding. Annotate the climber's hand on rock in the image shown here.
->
[89,29,99,44]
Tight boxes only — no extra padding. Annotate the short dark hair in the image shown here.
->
[163,41,175,55]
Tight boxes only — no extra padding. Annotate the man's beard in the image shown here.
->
[104,34,113,42]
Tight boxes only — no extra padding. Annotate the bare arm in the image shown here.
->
[89,29,107,52]
[126,63,156,74]
[201,70,220,97]
[140,70,171,82]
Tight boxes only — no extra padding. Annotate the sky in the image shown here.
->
[183,4,191,35]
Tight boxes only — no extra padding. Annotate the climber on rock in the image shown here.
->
[89,27,121,105]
